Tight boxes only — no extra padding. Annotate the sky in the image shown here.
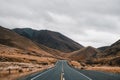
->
[0,0,120,48]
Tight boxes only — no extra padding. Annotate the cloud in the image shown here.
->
[0,0,120,47]
[47,11,76,24]
[76,12,120,34]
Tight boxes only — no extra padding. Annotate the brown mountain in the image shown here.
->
[0,26,53,57]
[13,28,83,52]
[103,40,120,56]
[102,40,120,66]
[66,46,100,61]
[35,43,66,59]
[98,46,109,52]
[91,40,120,66]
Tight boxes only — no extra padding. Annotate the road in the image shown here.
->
[20,60,120,80]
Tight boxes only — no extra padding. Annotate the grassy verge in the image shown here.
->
[86,66,120,74]
[0,62,54,80]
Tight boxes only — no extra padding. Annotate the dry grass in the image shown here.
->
[0,62,54,80]
[0,54,57,64]
[0,44,57,80]
[86,66,120,74]
[69,59,120,74]
[88,56,120,66]
[0,44,57,64]
[0,68,42,80]
[69,60,81,68]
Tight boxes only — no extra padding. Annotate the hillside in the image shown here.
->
[0,26,53,57]
[98,46,109,52]
[13,28,83,52]
[104,40,120,56]
[91,40,120,66]
[102,40,120,66]
[0,26,59,80]
[67,46,100,61]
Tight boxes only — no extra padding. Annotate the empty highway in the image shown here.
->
[20,60,120,80]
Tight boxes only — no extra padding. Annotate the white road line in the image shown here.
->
[61,61,65,80]
[60,72,65,80]
[67,62,92,80]
[62,61,64,72]
[31,60,60,80]
[72,68,92,80]
[63,77,65,80]
[77,71,92,80]
[31,68,53,80]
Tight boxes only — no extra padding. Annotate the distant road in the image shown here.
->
[20,60,120,80]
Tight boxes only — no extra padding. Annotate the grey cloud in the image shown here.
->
[0,0,120,47]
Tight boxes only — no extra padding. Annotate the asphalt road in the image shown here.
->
[20,60,120,80]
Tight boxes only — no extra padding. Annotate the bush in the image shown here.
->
[18,69,23,73]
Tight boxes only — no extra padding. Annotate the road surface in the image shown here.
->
[19,60,120,80]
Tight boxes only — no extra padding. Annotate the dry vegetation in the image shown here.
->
[86,66,120,74]
[69,60,81,68]
[0,44,57,80]
[69,59,120,74]
[0,44,57,64]
[0,62,54,80]
[85,56,120,66]
[69,60,120,73]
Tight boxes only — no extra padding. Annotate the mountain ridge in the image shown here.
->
[13,28,84,52]
[66,46,100,61]
[0,26,54,57]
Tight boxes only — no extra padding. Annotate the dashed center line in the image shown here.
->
[61,72,65,80]
[61,61,65,80]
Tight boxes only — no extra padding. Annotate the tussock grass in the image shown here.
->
[0,62,54,80]
[86,66,120,74]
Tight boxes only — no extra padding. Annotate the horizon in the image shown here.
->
[0,0,120,47]
[1,25,118,48]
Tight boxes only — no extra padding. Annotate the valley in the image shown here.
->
[0,26,120,80]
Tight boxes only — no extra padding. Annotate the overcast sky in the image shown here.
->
[0,0,120,48]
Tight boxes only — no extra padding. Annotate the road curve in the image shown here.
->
[19,60,120,80]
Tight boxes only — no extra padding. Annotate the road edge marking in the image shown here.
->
[69,67,92,80]
[66,61,92,80]
[77,71,92,80]
[30,68,53,80]
[31,61,60,80]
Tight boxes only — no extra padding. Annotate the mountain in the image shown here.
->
[98,46,109,52]
[91,40,120,66]
[13,28,83,52]
[35,43,66,59]
[102,40,120,66]
[103,40,120,56]
[66,46,100,61]
[0,26,53,57]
